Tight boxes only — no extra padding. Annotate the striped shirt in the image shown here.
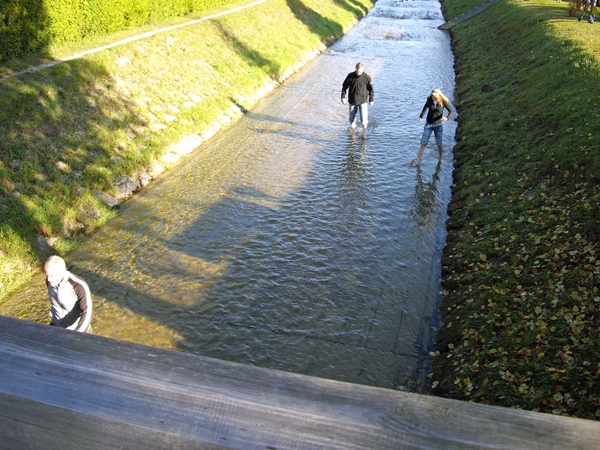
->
[47,271,92,333]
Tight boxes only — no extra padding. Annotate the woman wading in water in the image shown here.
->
[412,88,454,166]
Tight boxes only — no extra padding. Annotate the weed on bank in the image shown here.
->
[432,0,600,419]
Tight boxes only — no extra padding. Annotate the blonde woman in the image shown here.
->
[412,88,454,166]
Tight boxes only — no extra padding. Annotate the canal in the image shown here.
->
[4,0,456,392]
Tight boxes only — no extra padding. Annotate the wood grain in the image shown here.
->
[0,315,598,449]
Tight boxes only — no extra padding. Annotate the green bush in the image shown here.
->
[0,0,51,61]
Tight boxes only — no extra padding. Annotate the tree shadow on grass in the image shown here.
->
[213,22,280,78]
[0,55,151,298]
[285,0,344,41]
[332,0,370,16]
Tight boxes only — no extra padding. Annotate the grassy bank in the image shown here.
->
[432,0,600,419]
[0,0,374,303]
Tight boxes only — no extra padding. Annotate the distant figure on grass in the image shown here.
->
[44,255,93,333]
[341,62,374,135]
[578,0,596,23]
[411,88,455,167]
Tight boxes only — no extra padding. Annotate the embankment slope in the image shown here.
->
[433,0,600,420]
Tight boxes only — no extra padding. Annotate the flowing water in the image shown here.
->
[4,0,456,391]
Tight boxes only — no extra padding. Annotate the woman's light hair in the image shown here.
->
[430,88,449,104]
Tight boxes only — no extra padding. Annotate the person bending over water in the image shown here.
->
[44,255,93,333]
[412,88,454,166]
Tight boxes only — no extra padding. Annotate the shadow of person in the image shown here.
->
[343,132,367,177]
[413,161,441,228]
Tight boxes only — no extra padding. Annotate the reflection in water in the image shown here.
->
[413,161,441,228]
[341,133,368,187]
[2,0,456,392]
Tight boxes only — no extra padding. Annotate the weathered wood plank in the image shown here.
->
[0,315,599,449]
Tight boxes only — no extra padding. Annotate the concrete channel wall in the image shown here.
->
[1,315,599,449]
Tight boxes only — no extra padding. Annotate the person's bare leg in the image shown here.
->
[413,144,426,166]
[438,145,443,160]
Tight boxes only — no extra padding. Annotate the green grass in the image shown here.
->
[0,0,374,303]
[432,0,600,419]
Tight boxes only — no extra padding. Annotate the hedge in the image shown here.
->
[0,0,237,62]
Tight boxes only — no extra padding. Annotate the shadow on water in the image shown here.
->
[3,182,287,338]
[244,112,295,125]
[340,133,368,188]
[246,110,334,132]
[149,146,419,387]
[412,162,442,228]
[245,110,337,144]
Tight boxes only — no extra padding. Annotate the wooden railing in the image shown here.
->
[0,315,598,449]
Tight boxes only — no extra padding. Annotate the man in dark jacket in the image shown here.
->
[341,62,374,134]
[44,255,93,333]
